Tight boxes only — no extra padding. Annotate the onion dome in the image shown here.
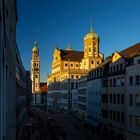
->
[84,20,98,40]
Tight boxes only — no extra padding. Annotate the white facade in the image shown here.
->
[126,55,140,140]
[77,76,87,120]
[47,79,78,113]
[87,77,101,126]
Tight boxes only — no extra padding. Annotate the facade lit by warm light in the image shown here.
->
[47,24,104,83]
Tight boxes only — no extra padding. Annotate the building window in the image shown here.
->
[113,66,116,72]
[110,94,112,103]
[71,75,74,78]
[76,64,78,67]
[97,61,99,64]
[91,60,94,64]
[102,94,108,103]
[110,67,112,73]
[76,75,79,78]
[129,94,133,106]
[117,94,120,104]
[89,47,91,52]
[113,111,116,121]
[71,64,73,67]
[137,59,140,64]
[113,94,116,104]
[71,82,74,89]
[110,79,112,87]
[135,116,140,127]
[129,115,133,125]
[113,79,116,87]
[121,94,124,104]
[35,75,38,78]
[110,110,112,120]
[117,65,119,71]
[120,64,123,71]
[117,112,120,122]
[129,76,133,86]
[102,109,108,119]
[135,75,140,86]
[135,94,140,107]
[121,113,125,123]
[102,79,108,88]
[121,77,125,86]
[65,63,68,67]
[116,78,121,87]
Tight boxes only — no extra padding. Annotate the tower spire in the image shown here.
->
[90,20,93,32]
[34,40,37,48]
[66,41,73,50]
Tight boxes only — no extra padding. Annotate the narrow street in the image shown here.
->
[26,108,108,140]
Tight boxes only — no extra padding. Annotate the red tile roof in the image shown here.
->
[119,43,140,58]
[60,49,84,62]
[40,83,47,93]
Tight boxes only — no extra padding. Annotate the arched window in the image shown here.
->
[94,47,96,53]
[89,47,91,52]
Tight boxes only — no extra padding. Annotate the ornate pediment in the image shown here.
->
[53,48,61,63]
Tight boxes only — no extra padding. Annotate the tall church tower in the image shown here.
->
[84,21,99,58]
[81,21,103,70]
[31,41,40,93]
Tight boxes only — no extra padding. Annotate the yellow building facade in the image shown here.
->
[48,24,104,83]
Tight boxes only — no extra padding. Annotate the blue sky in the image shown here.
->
[17,0,140,82]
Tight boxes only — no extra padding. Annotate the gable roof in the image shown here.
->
[60,49,84,62]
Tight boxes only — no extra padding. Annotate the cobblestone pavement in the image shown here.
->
[44,110,108,140]
[23,108,108,140]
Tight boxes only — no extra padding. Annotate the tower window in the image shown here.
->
[71,75,74,78]
[35,75,38,78]
[71,64,73,67]
[94,47,96,53]
[84,61,86,65]
[35,63,39,67]
[91,61,94,64]
[89,48,91,52]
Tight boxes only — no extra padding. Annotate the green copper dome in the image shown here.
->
[84,21,98,40]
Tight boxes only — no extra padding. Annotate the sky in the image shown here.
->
[17,0,140,82]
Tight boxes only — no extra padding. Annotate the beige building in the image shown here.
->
[48,24,104,83]
[31,41,40,93]
[101,43,140,140]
